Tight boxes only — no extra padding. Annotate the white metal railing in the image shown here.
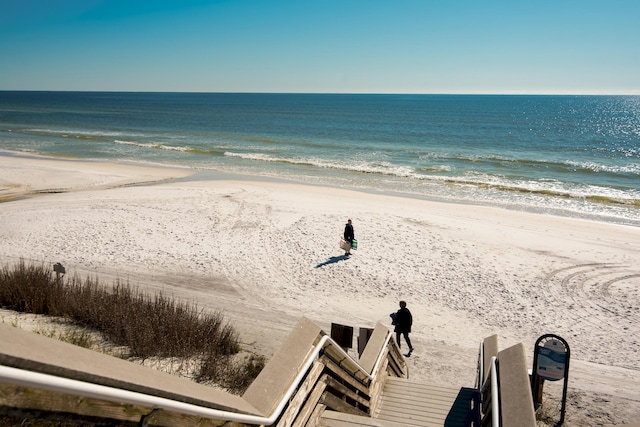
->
[480,355,500,427]
[490,356,500,427]
[0,330,394,425]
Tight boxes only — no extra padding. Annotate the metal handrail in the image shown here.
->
[0,330,394,425]
[489,355,500,427]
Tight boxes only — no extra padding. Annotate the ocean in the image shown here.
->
[1,91,639,226]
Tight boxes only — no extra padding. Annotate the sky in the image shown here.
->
[1,0,639,94]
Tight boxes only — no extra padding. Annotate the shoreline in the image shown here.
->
[3,149,638,229]
[1,152,640,425]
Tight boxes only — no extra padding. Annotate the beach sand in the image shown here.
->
[1,153,639,426]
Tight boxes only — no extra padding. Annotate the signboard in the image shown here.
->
[358,327,374,357]
[330,323,353,350]
[532,334,570,425]
[536,339,567,381]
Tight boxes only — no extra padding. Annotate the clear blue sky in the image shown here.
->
[1,0,639,94]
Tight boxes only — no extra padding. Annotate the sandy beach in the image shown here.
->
[1,152,639,426]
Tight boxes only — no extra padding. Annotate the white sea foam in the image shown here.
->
[565,160,640,174]
[114,140,191,152]
[223,152,415,177]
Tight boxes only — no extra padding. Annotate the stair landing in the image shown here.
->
[375,377,479,427]
[320,377,479,427]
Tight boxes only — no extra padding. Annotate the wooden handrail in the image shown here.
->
[478,336,537,427]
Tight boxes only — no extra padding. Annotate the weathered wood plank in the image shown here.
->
[0,404,141,426]
[324,376,370,410]
[0,384,149,424]
[290,377,328,427]
[378,404,468,424]
[383,381,465,398]
[379,396,455,415]
[386,343,407,378]
[304,403,326,427]
[366,360,388,416]
[0,384,229,426]
[277,361,325,427]
[385,355,403,378]
[320,391,368,417]
[321,345,371,386]
[319,409,407,426]
[320,355,369,396]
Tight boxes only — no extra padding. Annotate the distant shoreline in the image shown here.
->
[3,148,637,229]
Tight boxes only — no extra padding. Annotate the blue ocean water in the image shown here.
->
[1,91,639,226]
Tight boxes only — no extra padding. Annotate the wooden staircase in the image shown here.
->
[1,319,537,427]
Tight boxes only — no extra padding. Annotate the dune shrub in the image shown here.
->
[0,260,261,393]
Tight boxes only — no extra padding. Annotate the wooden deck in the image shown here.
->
[319,377,479,427]
[320,410,407,426]
[374,377,479,427]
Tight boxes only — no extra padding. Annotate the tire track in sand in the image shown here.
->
[542,262,640,366]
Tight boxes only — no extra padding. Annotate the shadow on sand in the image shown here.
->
[315,255,350,268]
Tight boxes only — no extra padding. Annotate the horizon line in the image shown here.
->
[1,89,639,96]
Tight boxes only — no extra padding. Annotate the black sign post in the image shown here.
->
[531,334,570,426]
[53,262,66,281]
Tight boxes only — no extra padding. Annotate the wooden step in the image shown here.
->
[319,410,407,427]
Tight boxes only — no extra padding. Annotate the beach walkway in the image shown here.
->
[375,378,478,426]
[319,378,478,426]
[0,317,536,426]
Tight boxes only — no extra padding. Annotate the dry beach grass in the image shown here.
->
[0,152,639,426]
[0,260,264,393]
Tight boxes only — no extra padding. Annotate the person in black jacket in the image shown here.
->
[343,219,354,256]
[394,300,414,357]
